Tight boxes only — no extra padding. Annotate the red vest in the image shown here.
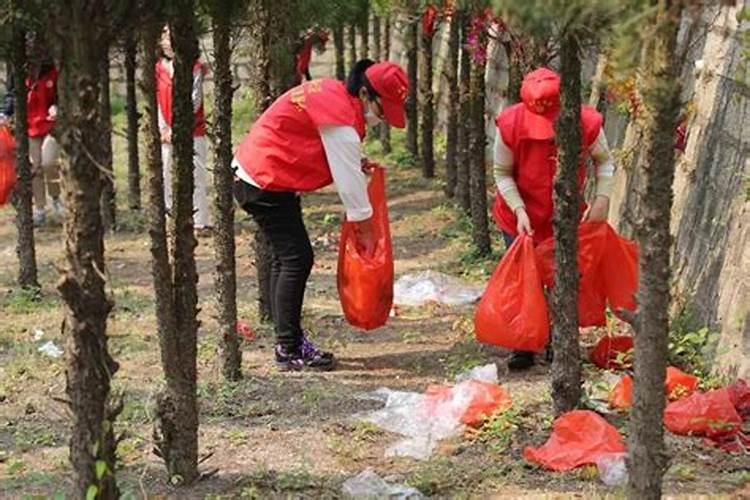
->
[155,59,206,137]
[235,79,366,192]
[27,67,58,138]
[492,104,603,244]
[295,38,314,85]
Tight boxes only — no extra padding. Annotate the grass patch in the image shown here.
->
[0,287,58,315]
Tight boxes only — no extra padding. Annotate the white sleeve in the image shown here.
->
[589,128,616,198]
[192,65,204,114]
[158,107,169,133]
[319,125,372,222]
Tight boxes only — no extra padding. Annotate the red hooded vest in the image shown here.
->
[27,67,58,138]
[155,59,207,137]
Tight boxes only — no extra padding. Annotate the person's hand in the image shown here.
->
[160,128,172,144]
[47,105,57,120]
[515,207,533,237]
[584,195,610,222]
[361,157,373,175]
[0,114,8,127]
[354,217,377,257]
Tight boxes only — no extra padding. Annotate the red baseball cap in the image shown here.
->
[365,62,409,128]
[520,67,561,140]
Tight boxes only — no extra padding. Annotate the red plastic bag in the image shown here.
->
[524,410,626,471]
[425,380,512,428]
[337,165,394,330]
[590,335,634,370]
[475,235,549,353]
[665,366,699,401]
[600,226,639,318]
[609,374,633,410]
[0,125,16,206]
[664,388,742,438]
[235,320,255,341]
[727,379,750,418]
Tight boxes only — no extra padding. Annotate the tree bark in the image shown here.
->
[99,48,117,232]
[333,26,346,81]
[406,15,419,159]
[420,29,435,178]
[455,12,472,212]
[359,3,369,60]
[211,7,242,382]
[550,31,583,415]
[627,4,684,499]
[504,41,523,104]
[444,9,460,197]
[9,19,39,289]
[347,24,357,67]
[379,15,392,154]
[373,15,381,60]
[52,1,121,496]
[125,28,141,210]
[469,41,490,255]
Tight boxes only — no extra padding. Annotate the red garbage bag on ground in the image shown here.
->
[0,125,16,206]
[609,374,633,410]
[727,379,750,419]
[425,380,513,428]
[337,165,394,330]
[524,410,626,471]
[664,388,742,438]
[590,335,634,370]
[665,366,699,400]
[475,235,549,353]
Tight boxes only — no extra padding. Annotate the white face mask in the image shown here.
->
[365,109,382,126]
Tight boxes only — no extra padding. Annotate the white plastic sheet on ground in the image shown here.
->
[358,364,500,460]
[341,469,424,499]
[393,271,484,307]
[595,452,628,486]
[37,341,63,358]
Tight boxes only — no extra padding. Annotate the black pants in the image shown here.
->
[234,180,313,350]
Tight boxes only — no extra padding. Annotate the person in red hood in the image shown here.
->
[156,26,211,234]
[492,67,617,370]
[1,33,62,226]
[233,59,408,371]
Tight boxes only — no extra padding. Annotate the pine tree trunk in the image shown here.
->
[100,48,117,232]
[504,41,523,104]
[420,30,435,178]
[373,15,381,59]
[125,29,141,211]
[211,7,242,382]
[347,24,358,67]
[9,20,38,289]
[379,16,392,154]
[469,47,490,255]
[359,4,369,60]
[406,15,419,159]
[333,26,346,81]
[550,31,583,415]
[444,9,460,198]
[456,12,472,212]
[627,4,684,498]
[52,2,121,495]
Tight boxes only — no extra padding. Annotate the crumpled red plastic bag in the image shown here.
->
[0,125,16,206]
[727,379,750,419]
[337,165,394,330]
[425,380,512,428]
[665,367,699,400]
[535,223,638,327]
[235,320,255,341]
[664,388,742,438]
[524,410,626,471]
[475,235,549,353]
[590,335,634,370]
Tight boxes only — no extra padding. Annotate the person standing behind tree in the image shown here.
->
[492,67,616,370]
[1,33,63,226]
[156,25,212,234]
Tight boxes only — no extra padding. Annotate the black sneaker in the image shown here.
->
[275,343,336,372]
[300,336,336,370]
[508,350,535,370]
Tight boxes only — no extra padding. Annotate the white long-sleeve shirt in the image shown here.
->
[157,58,205,134]
[233,125,372,222]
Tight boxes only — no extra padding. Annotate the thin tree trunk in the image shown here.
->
[347,24,357,67]
[333,26,346,81]
[420,29,435,178]
[100,48,116,231]
[9,20,38,289]
[52,2,121,496]
[125,29,141,210]
[444,9,460,198]
[627,4,684,498]
[211,8,242,382]
[373,15,381,60]
[379,15,392,154]
[589,52,608,111]
[359,4,369,60]
[469,43,490,255]
[456,12,472,213]
[504,41,523,104]
[406,15,419,159]
[550,31,583,415]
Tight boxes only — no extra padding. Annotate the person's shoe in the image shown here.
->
[33,208,47,227]
[275,343,336,372]
[301,335,334,360]
[51,198,64,217]
[508,350,535,370]
[300,336,336,370]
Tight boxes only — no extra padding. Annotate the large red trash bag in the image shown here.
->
[600,225,639,318]
[590,335,634,370]
[337,165,394,330]
[727,379,750,418]
[665,366,699,400]
[475,235,549,353]
[0,125,16,206]
[424,380,513,428]
[664,388,742,438]
[524,410,626,471]
[609,374,633,410]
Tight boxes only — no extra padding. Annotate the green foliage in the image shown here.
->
[668,309,721,380]
[474,406,521,454]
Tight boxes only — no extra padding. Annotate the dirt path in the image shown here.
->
[0,163,747,499]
